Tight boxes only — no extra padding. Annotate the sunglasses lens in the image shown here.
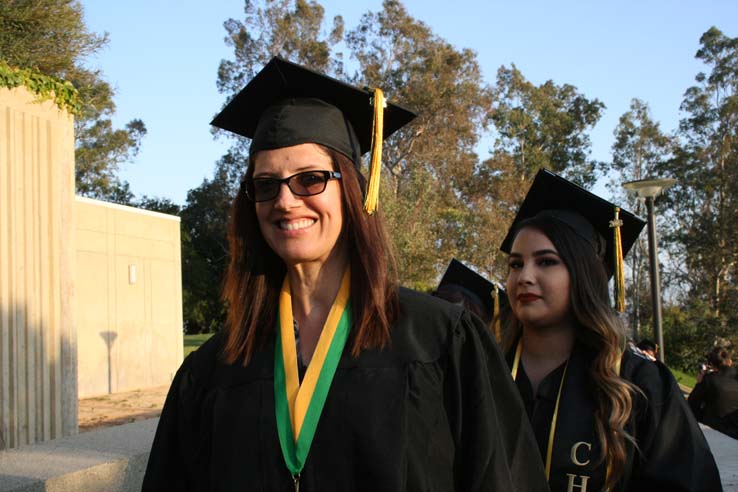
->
[248,171,332,201]
[292,172,328,195]
[252,179,281,201]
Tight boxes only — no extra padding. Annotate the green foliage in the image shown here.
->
[135,196,182,216]
[185,0,610,328]
[217,0,343,97]
[608,99,673,338]
[0,0,146,203]
[0,60,80,113]
[179,157,239,334]
[660,27,738,317]
[346,0,496,286]
[75,117,147,203]
[0,0,106,75]
[490,64,605,187]
[662,302,738,373]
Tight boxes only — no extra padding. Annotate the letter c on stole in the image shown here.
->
[570,441,592,467]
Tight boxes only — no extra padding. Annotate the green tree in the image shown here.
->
[135,195,182,216]
[609,99,673,339]
[217,0,343,97]
[490,64,604,186]
[0,0,146,203]
[212,0,495,291]
[662,301,737,373]
[346,0,494,288]
[202,0,601,306]
[179,157,239,333]
[215,0,344,190]
[665,27,738,317]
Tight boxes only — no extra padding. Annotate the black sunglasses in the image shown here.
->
[246,170,342,202]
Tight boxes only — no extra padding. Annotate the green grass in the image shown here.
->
[671,368,697,390]
[184,333,214,358]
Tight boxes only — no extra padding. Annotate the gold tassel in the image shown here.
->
[492,285,501,342]
[610,207,626,312]
[363,88,385,215]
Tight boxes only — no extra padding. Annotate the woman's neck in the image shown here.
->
[521,322,575,394]
[286,246,349,363]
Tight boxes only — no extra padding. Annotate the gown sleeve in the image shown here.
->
[626,357,723,492]
[687,378,708,422]
[141,342,217,491]
[444,310,549,492]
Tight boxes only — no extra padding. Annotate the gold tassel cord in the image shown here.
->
[610,207,626,312]
[363,88,385,215]
[491,285,501,342]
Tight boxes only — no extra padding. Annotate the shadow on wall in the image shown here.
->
[99,331,118,395]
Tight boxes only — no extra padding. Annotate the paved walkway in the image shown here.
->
[702,424,738,491]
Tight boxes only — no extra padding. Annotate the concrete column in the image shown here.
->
[0,86,77,449]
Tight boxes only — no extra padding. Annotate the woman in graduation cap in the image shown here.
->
[141,58,547,492]
[499,169,722,492]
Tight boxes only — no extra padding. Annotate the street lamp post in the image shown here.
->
[623,177,676,364]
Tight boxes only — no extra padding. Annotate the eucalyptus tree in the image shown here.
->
[0,0,146,202]
[666,27,738,317]
[609,99,673,338]
[346,0,493,288]
[490,64,604,187]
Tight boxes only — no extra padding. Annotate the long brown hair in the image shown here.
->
[221,146,399,364]
[502,217,636,490]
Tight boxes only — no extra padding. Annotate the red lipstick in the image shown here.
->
[517,293,541,303]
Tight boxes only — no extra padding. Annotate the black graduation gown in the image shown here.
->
[142,288,549,491]
[688,366,738,440]
[507,345,723,492]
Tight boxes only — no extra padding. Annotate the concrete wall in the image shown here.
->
[75,198,183,398]
[0,86,77,450]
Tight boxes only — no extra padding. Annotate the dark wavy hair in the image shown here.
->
[707,346,733,369]
[502,216,636,490]
[221,145,399,364]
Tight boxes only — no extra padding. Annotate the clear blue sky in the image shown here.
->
[82,0,738,204]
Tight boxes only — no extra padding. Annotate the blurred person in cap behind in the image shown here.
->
[433,258,507,341]
[499,169,721,492]
[689,344,738,440]
[141,58,547,492]
[635,339,658,362]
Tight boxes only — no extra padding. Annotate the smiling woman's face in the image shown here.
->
[252,143,345,268]
[506,226,572,330]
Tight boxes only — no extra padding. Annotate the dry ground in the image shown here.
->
[78,385,169,432]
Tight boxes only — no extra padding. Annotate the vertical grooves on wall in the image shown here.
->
[0,107,10,450]
[0,87,76,448]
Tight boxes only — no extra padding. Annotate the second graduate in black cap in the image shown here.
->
[434,258,508,340]
[142,58,547,492]
[500,169,722,492]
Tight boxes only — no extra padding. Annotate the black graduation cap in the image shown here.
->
[499,169,646,310]
[436,259,506,326]
[210,57,416,165]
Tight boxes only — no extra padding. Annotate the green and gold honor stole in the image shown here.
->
[274,268,352,492]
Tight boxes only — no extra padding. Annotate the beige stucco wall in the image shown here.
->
[0,86,77,449]
[75,197,183,398]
